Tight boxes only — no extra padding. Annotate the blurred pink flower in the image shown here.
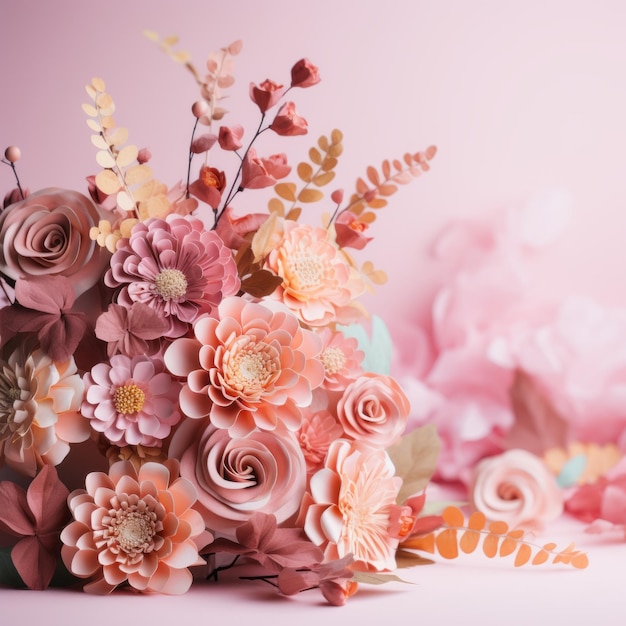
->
[214,206,270,250]
[469,449,564,528]
[168,418,307,534]
[318,327,364,391]
[0,465,70,589]
[105,215,239,338]
[334,211,373,250]
[60,460,206,595]
[300,439,402,571]
[261,153,291,180]
[269,102,308,136]
[290,58,321,88]
[337,373,409,448]
[0,188,109,296]
[297,409,344,474]
[218,124,244,151]
[94,302,169,357]
[82,354,181,447]
[164,296,324,436]
[264,221,366,327]
[240,148,276,190]
[249,79,285,113]
[0,347,89,477]
[0,275,88,362]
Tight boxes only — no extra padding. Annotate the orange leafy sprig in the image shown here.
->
[341,146,437,226]
[402,506,589,569]
[269,129,343,222]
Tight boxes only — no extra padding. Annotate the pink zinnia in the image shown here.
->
[82,354,181,447]
[105,215,240,338]
[164,296,325,437]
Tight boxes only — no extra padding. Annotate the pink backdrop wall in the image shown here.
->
[3,0,626,343]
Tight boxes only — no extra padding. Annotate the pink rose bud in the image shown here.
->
[269,102,308,137]
[334,211,373,250]
[240,148,276,189]
[249,79,285,113]
[218,125,244,151]
[192,100,210,118]
[290,58,321,88]
[260,153,291,180]
[137,148,152,164]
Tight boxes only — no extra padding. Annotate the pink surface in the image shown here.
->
[2,0,626,620]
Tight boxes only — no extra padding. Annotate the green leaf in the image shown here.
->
[387,424,441,504]
[353,571,413,585]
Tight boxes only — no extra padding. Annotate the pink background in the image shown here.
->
[2,0,626,621]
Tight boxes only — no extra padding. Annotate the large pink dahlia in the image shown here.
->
[105,215,240,338]
[60,460,206,595]
[82,354,181,447]
[164,297,325,437]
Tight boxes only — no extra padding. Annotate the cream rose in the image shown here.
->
[169,419,307,535]
[469,449,564,528]
[336,373,410,448]
[0,188,108,296]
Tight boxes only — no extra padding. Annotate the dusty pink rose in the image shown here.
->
[264,221,366,327]
[290,58,321,88]
[82,355,181,447]
[269,102,308,136]
[334,211,373,250]
[168,419,307,535]
[218,124,244,151]
[0,346,89,477]
[164,296,324,437]
[300,439,402,571]
[249,79,285,113]
[240,148,276,190]
[60,460,206,595]
[0,187,109,296]
[105,215,239,338]
[318,328,364,391]
[337,373,410,448]
[261,153,291,180]
[469,449,564,528]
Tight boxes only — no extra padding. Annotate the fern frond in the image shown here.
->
[402,506,588,570]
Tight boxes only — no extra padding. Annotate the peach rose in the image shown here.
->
[0,188,108,296]
[469,449,564,528]
[337,373,410,448]
[168,418,307,536]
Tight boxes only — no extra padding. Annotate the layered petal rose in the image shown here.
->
[337,373,410,448]
[60,460,206,595]
[264,221,366,327]
[0,188,109,296]
[82,354,182,447]
[168,419,307,535]
[164,296,324,437]
[105,215,239,338]
[0,346,89,477]
[469,449,564,528]
[300,439,402,571]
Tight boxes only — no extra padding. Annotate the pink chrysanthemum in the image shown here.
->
[0,346,89,477]
[60,460,206,595]
[300,439,402,571]
[264,221,366,327]
[297,409,343,474]
[164,296,325,437]
[317,328,364,391]
[105,215,240,338]
[82,355,181,447]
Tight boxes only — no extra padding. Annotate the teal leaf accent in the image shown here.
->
[338,315,392,375]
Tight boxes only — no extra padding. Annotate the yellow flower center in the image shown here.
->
[288,251,323,290]
[224,337,280,396]
[107,505,158,555]
[321,347,346,375]
[154,268,188,300]
[114,383,145,415]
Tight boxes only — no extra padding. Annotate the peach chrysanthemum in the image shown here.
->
[264,221,366,327]
[300,439,402,571]
[318,328,364,391]
[164,296,325,437]
[0,346,89,477]
[60,459,207,595]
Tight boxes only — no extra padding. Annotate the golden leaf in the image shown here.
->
[240,269,283,298]
[268,197,285,216]
[297,188,323,203]
[108,127,129,146]
[318,135,329,151]
[321,157,338,172]
[361,261,387,285]
[378,183,398,196]
[274,182,297,202]
[367,166,380,186]
[91,134,109,150]
[124,164,152,185]
[366,198,388,209]
[91,77,106,92]
[309,147,322,165]
[297,162,313,183]
[85,84,97,99]
[116,190,136,213]
[96,150,116,169]
[382,160,391,178]
[285,207,302,221]
[82,103,98,117]
[328,144,343,158]
[95,170,121,195]
[514,544,532,567]
[100,115,116,129]
[312,171,335,186]
[116,145,139,168]
[395,550,435,569]
[331,128,343,143]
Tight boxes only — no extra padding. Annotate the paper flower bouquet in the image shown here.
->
[0,36,587,604]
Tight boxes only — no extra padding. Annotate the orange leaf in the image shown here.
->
[297,188,323,203]
[367,166,380,186]
[459,529,480,554]
[514,543,532,567]
[572,553,589,569]
[382,160,391,178]
[297,162,313,183]
[488,521,509,535]
[499,537,517,557]
[532,550,550,565]
[401,533,436,554]
[268,197,284,216]
[467,511,486,531]
[483,534,499,558]
[309,147,322,165]
[366,198,387,209]
[275,182,297,202]
[507,529,525,540]
[441,506,465,528]
[435,529,459,559]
